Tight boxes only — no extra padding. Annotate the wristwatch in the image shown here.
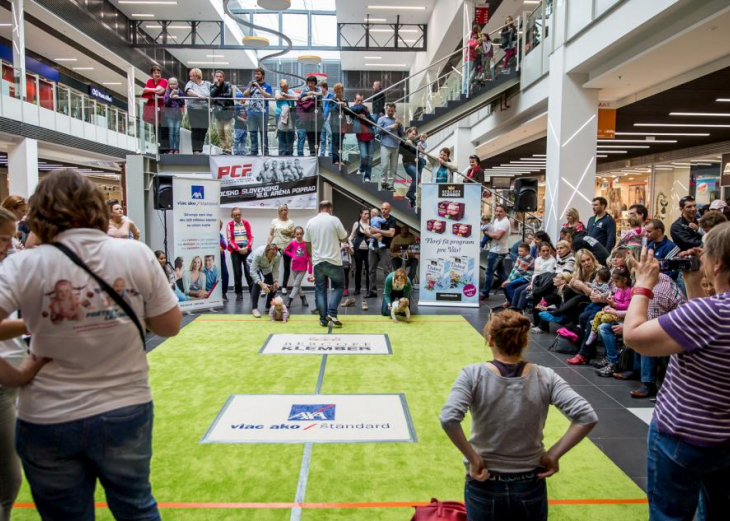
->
[631,287,654,300]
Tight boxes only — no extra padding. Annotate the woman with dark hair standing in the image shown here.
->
[0,169,181,520]
[107,201,141,240]
[349,208,371,297]
[441,310,597,521]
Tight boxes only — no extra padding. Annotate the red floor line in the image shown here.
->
[14,498,648,509]
[195,318,466,323]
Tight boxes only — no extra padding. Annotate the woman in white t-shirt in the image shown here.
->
[0,170,182,520]
[267,204,296,294]
[0,206,46,521]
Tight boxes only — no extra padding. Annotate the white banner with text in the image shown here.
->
[260,334,392,355]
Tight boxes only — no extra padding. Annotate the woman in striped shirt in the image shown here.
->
[624,222,730,521]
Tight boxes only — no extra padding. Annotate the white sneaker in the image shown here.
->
[530,326,544,334]
[282,288,288,295]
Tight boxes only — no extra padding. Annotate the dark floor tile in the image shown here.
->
[526,351,566,367]
[591,437,648,484]
[551,366,589,385]
[570,385,625,410]
[599,384,657,409]
[632,477,647,493]
[590,408,651,439]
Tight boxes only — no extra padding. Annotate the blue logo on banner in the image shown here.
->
[191,185,205,199]
[288,404,336,421]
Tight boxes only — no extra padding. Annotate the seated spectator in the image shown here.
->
[698,210,727,238]
[510,232,534,261]
[583,266,632,348]
[562,225,609,266]
[511,242,556,313]
[531,230,553,258]
[555,240,575,274]
[623,227,730,520]
[538,249,599,327]
[501,242,534,307]
[381,268,412,317]
[440,310,597,520]
[561,207,585,232]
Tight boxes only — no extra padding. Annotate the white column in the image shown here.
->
[125,155,146,244]
[126,65,137,137]
[544,46,598,241]
[8,138,38,197]
[452,122,472,180]
[11,0,26,101]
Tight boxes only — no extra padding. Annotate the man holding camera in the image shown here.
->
[670,195,702,252]
[243,68,273,156]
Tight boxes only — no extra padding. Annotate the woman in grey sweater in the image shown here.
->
[440,310,597,520]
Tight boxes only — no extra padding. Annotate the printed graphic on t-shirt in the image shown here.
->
[295,245,306,258]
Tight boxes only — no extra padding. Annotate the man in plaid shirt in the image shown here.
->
[612,273,685,397]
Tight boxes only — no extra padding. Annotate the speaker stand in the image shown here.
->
[522,212,526,243]
[163,209,169,262]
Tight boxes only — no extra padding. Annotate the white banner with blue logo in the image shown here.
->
[418,183,481,308]
[172,177,223,312]
[201,394,416,444]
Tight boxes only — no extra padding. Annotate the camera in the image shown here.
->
[658,256,700,272]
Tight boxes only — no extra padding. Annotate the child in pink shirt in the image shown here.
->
[585,266,632,346]
[283,226,314,308]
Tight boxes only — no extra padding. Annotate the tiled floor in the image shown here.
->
[146,287,652,492]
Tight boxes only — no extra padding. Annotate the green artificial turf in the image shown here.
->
[13,314,648,520]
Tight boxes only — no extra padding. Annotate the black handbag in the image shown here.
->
[531,272,555,298]
[52,243,146,349]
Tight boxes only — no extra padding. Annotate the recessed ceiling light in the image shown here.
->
[131,13,156,17]
[0,23,11,27]
[532,154,546,157]
[365,63,406,67]
[167,25,190,29]
[615,132,709,136]
[597,139,676,143]
[119,1,177,4]
[73,67,95,70]
[597,145,650,149]
[370,29,394,33]
[524,1,540,4]
[145,24,163,29]
[364,56,381,59]
[635,123,730,128]
[402,40,417,43]
[188,61,230,65]
[55,58,77,62]
[368,5,427,10]
[669,112,730,117]
[597,155,608,158]
[103,82,122,85]
[598,150,628,154]
[365,18,387,22]
[207,55,225,58]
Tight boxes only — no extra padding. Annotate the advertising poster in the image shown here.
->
[210,155,318,209]
[419,183,481,307]
[260,334,392,355]
[172,177,223,312]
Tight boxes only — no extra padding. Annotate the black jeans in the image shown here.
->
[250,272,275,310]
[392,256,418,283]
[230,250,253,295]
[188,107,209,153]
[353,249,370,293]
[220,251,229,296]
[282,254,292,289]
[465,475,547,521]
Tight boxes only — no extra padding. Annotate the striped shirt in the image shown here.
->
[656,290,730,447]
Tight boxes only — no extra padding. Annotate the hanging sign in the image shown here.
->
[475,6,490,24]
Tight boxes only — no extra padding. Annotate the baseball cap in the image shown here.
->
[710,199,728,210]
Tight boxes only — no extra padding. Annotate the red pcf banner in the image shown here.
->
[475,6,490,25]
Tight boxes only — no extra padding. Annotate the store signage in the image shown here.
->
[475,5,490,24]
[201,394,417,444]
[721,153,730,187]
[260,334,392,355]
[88,86,113,104]
[597,109,616,139]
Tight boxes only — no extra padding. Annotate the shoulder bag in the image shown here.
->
[52,242,147,349]
[411,498,466,521]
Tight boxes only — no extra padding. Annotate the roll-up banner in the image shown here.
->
[418,183,481,308]
[172,177,223,312]
[210,155,318,209]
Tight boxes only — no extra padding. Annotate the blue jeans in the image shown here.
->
[296,129,306,156]
[381,290,407,316]
[480,235,491,249]
[233,128,247,155]
[513,283,531,311]
[504,279,528,304]
[164,117,181,150]
[481,253,507,297]
[331,131,342,163]
[465,475,547,521]
[596,322,620,363]
[357,139,373,178]
[647,422,730,521]
[247,111,268,155]
[314,261,345,322]
[16,402,160,521]
[319,119,331,156]
[403,162,418,204]
[278,129,294,156]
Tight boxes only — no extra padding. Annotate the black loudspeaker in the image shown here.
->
[513,178,538,212]
[153,175,173,210]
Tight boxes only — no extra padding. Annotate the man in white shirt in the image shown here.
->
[304,200,349,327]
[480,204,511,300]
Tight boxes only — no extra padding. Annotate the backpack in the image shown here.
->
[531,272,554,298]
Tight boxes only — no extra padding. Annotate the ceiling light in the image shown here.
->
[73,67,95,70]
[119,1,177,4]
[365,63,407,67]
[524,1,540,4]
[207,54,225,58]
[402,40,417,43]
[532,154,546,157]
[716,98,730,102]
[188,61,230,65]
[371,29,394,33]
[298,55,322,65]
[0,23,11,27]
[103,82,122,85]
[364,56,381,59]
[597,139,676,143]
[145,24,163,29]
[519,158,545,161]
[242,35,270,48]
[131,14,155,17]
[615,132,709,136]
[599,151,628,154]
[635,123,730,128]
[55,58,77,62]
[597,155,608,158]
[257,0,292,9]
[671,163,691,166]
[167,25,191,29]
[597,145,649,149]
[365,17,387,22]
[669,112,730,117]
[368,5,427,10]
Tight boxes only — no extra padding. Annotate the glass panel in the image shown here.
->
[96,102,107,127]
[57,86,69,115]
[70,90,83,120]
[108,107,117,131]
[282,14,308,46]
[83,97,94,123]
[26,74,38,104]
[311,15,337,47]
[2,64,18,99]
[39,79,54,110]
[118,112,127,135]
[252,12,280,45]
